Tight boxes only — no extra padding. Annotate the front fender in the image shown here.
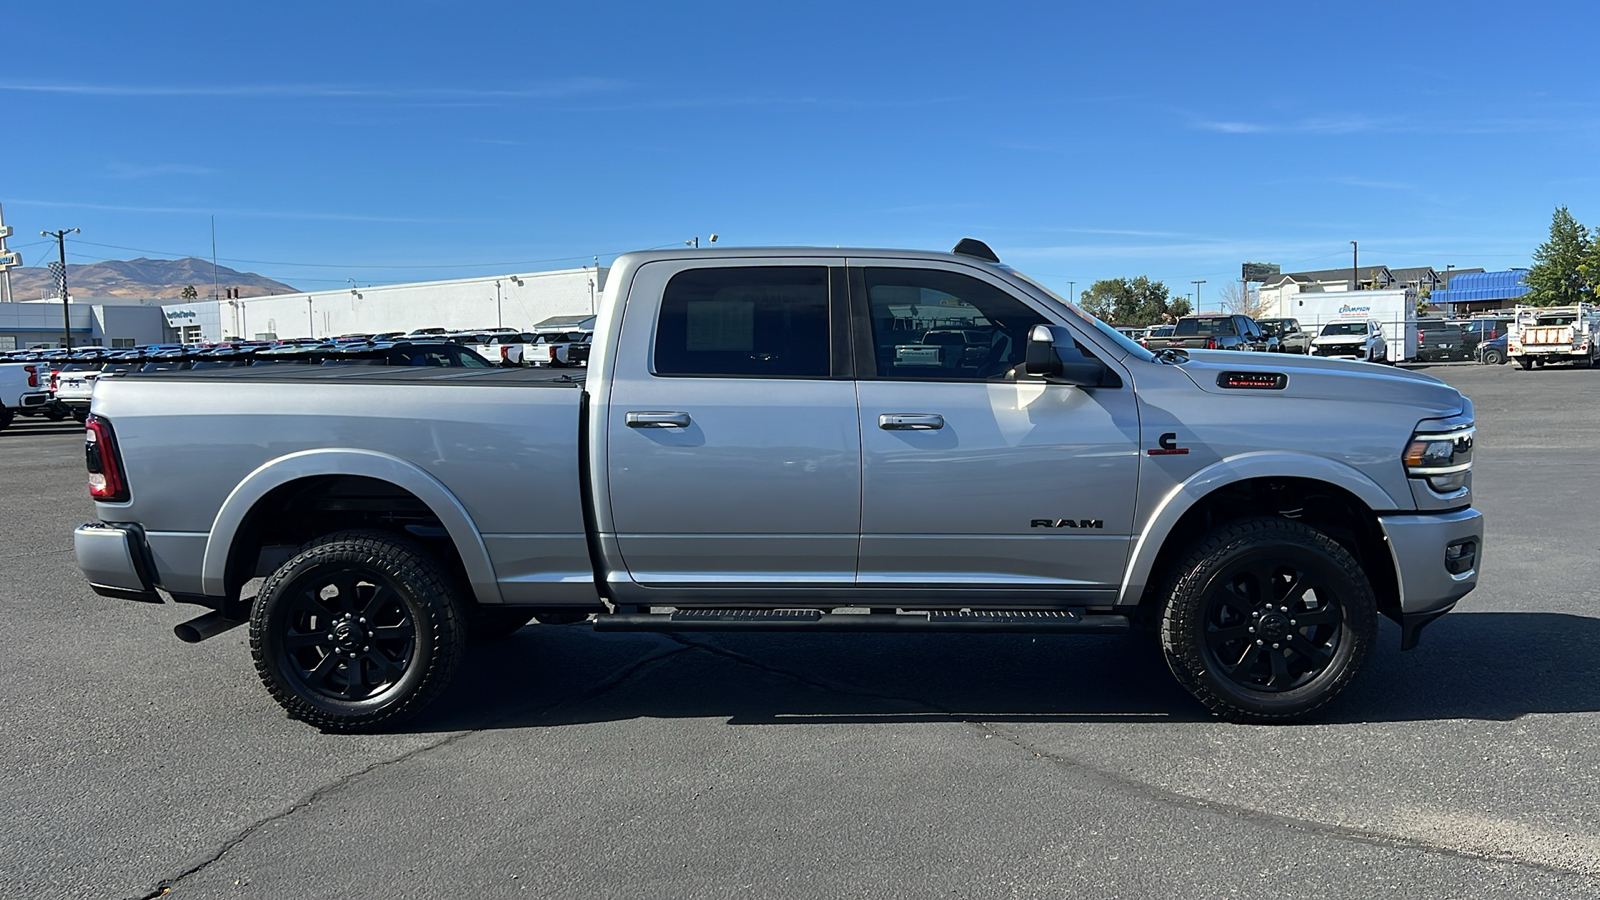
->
[1116,451,1402,607]
[199,448,502,604]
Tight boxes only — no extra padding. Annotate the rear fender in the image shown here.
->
[200,448,501,604]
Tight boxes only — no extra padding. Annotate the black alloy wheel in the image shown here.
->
[251,530,464,732]
[1160,518,1376,723]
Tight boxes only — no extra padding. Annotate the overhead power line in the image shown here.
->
[68,239,673,271]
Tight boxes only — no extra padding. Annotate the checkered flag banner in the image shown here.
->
[47,261,66,298]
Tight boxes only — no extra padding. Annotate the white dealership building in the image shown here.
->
[157,266,608,344]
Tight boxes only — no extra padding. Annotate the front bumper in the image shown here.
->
[1379,507,1483,649]
[74,522,161,603]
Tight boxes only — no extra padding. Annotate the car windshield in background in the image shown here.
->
[1537,315,1577,326]
[1321,322,1369,336]
[1174,317,1235,336]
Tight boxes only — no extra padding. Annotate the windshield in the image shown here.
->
[1320,322,1369,336]
[1003,269,1154,361]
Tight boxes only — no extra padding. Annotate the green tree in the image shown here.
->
[1078,277,1191,326]
[1525,206,1593,306]
[181,284,198,300]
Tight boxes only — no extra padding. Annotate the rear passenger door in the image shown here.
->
[850,261,1141,599]
[604,260,860,588]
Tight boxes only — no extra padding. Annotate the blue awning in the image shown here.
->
[1433,269,1530,305]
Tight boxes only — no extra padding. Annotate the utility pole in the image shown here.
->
[41,228,80,349]
[1192,280,1206,311]
[495,279,503,328]
[1350,241,1359,292]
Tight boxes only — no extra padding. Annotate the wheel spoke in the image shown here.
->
[1206,624,1252,647]
[341,659,366,698]
[287,586,329,621]
[365,650,404,682]
[1267,647,1290,686]
[1231,641,1258,668]
[330,573,365,614]
[360,582,393,618]
[1288,633,1333,671]
[372,621,412,641]
[1296,607,1340,627]
[284,631,327,651]
[303,651,340,687]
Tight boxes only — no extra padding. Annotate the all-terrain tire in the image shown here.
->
[1516,357,1533,370]
[1159,517,1376,724]
[250,529,466,732]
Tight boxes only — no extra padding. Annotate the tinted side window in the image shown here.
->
[655,266,830,378]
[863,267,1047,380]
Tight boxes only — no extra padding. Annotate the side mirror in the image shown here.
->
[1025,324,1113,387]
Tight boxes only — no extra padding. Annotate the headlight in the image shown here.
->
[1403,426,1474,493]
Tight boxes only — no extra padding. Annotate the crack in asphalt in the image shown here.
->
[130,640,690,900]
[669,635,1593,880]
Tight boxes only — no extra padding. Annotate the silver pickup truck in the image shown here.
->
[74,240,1482,731]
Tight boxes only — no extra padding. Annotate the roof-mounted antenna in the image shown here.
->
[952,238,1000,263]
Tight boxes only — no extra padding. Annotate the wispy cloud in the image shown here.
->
[1329,175,1417,192]
[105,162,218,179]
[8,198,441,224]
[0,77,623,100]
[1193,113,1593,136]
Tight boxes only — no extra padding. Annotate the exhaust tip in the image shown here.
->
[175,611,245,643]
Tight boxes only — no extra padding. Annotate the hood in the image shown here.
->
[1171,350,1464,415]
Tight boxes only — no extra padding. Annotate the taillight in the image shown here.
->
[500,346,511,361]
[24,364,37,388]
[50,372,60,391]
[85,414,130,502]
[1205,337,1218,350]
[548,346,558,361]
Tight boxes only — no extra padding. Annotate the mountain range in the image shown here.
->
[4,257,299,301]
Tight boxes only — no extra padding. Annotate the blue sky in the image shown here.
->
[3,1,1597,307]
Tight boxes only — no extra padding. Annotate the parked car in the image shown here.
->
[1256,318,1311,354]
[1311,320,1388,363]
[76,238,1481,731]
[1456,317,1514,357]
[1162,315,1274,352]
[1476,334,1508,366]
[1414,319,1468,363]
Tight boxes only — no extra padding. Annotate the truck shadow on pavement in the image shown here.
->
[409,612,1600,732]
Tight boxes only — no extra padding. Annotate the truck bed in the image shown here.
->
[91,364,592,604]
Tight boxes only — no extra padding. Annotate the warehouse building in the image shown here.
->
[0,297,168,351]
[157,266,608,344]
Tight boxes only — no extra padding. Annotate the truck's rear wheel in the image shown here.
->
[250,530,465,732]
[1159,518,1376,723]
[1516,357,1533,370]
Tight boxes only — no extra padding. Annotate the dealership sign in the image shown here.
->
[164,309,198,323]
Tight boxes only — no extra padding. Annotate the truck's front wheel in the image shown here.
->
[1159,518,1376,723]
[250,530,465,732]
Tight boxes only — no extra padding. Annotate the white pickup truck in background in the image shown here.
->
[1508,304,1600,369]
[0,362,52,430]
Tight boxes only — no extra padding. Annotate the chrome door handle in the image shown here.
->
[626,411,691,428]
[878,413,944,431]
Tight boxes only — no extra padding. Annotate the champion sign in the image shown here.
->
[1338,304,1371,317]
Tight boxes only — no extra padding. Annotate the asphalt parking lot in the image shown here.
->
[3,361,1599,899]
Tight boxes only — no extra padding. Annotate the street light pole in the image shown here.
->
[1192,280,1206,312]
[1350,241,1359,292]
[41,228,79,349]
[495,279,503,329]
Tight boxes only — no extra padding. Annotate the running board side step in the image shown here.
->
[592,608,1129,634]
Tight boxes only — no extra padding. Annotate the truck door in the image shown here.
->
[604,260,860,588]
[850,261,1140,600]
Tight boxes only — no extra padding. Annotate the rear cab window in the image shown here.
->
[653,266,831,378]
